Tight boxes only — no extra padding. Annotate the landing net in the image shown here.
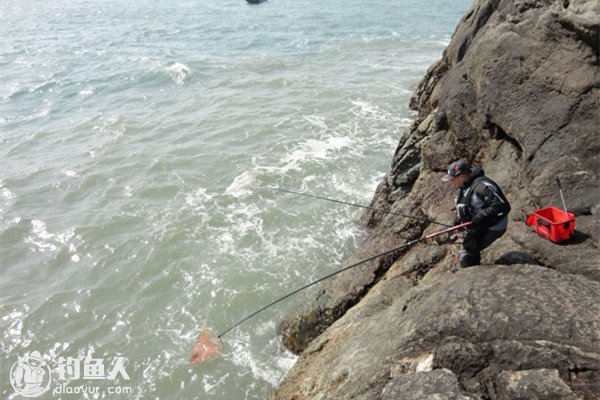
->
[189,329,223,364]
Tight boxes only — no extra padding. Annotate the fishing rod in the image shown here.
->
[261,186,452,228]
[216,221,471,338]
[556,178,569,218]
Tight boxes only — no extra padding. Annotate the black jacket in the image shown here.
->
[455,167,511,229]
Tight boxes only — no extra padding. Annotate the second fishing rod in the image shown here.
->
[261,186,452,228]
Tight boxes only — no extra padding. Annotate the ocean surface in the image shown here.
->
[1,0,472,398]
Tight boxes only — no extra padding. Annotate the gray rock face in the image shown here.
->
[273,0,600,399]
[495,369,579,400]
[273,262,600,399]
[382,369,474,400]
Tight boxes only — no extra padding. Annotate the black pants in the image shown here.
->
[460,228,506,267]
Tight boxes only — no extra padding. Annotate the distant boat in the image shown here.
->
[246,0,266,4]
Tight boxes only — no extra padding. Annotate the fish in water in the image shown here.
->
[189,329,223,364]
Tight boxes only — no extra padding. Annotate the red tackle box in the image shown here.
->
[526,206,575,243]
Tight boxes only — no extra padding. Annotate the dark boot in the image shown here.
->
[460,252,480,267]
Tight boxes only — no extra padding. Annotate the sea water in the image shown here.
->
[1,0,472,398]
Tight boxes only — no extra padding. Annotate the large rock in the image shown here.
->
[274,0,600,398]
[495,369,579,400]
[381,369,473,400]
[273,263,600,399]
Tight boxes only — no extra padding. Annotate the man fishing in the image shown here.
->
[442,159,511,267]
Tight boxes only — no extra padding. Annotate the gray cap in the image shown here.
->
[441,159,471,182]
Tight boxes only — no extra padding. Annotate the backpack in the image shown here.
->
[456,176,511,225]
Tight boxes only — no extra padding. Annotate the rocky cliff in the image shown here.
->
[272,0,600,399]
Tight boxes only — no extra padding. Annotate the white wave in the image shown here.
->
[350,99,381,117]
[229,334,297,387]
[214,230,235,254]
[225,160,303,199]
[435,34,452,48]
[303,115,328,131]
[217,202,266,256]
[138,57,192,84]
[31,219,54,240]
[24,219,82,259]
[398,117,415,126]
[1,217,22,228]
[63,169,79,177]
[225,133,356,200]
[185,187,214,207]
[202,373,230,395]
[78,87,95,96]
[225,169,256,198]
[167,62,191,85]
[282,136,354,166]
[330,173,384,204]
[2,187,16,200]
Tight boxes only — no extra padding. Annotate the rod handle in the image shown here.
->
[556,177,562,190]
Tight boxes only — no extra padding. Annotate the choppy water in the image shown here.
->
[1,0,472,398]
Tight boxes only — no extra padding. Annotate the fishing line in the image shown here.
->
[261,186,452,228]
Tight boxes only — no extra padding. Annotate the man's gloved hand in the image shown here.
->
[427,233,460,245]
[471,214,482,227]
[423,237,438,246]
[448,233,461,242]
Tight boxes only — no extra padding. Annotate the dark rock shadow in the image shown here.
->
[495,251,543,266]
[557,230,590,246]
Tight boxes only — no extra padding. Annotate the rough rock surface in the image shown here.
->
[273,0,600,399]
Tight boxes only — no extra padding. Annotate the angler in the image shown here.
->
[441,159,511,267]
